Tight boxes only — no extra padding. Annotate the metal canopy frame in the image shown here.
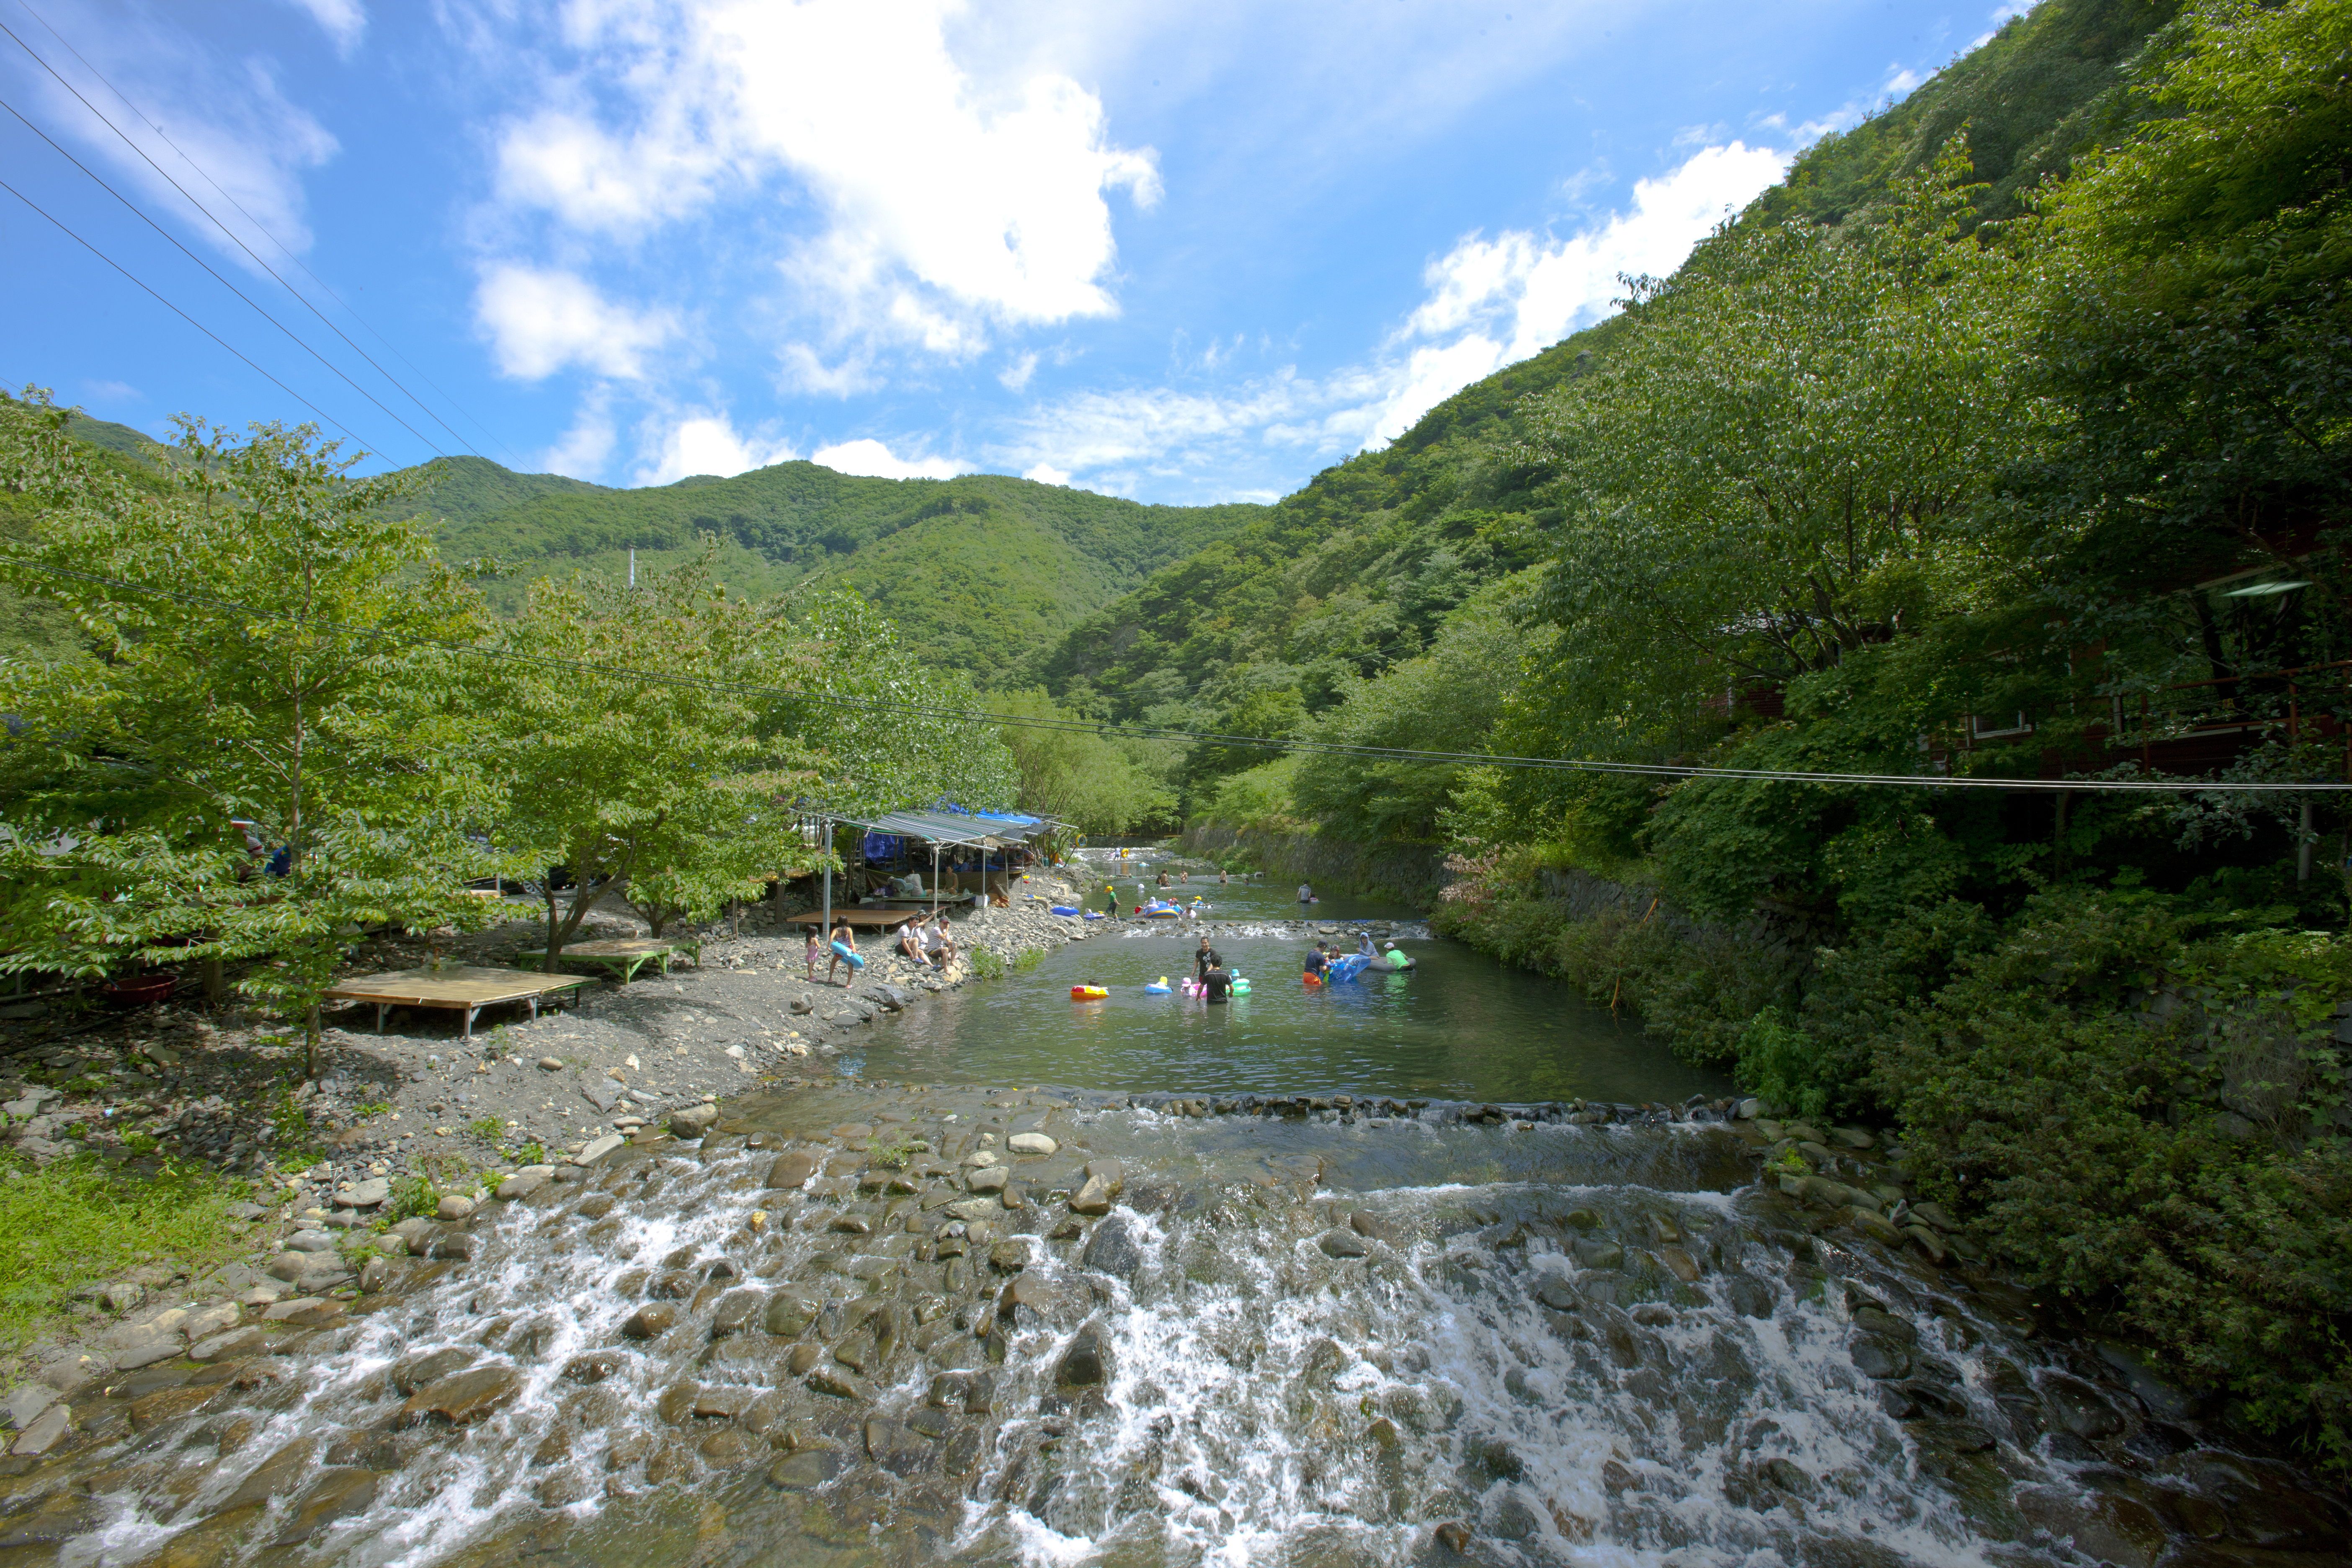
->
[798,803,1068,928]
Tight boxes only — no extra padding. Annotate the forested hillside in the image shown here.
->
[1029,0,2188,832]
[1122,0,2352,1469]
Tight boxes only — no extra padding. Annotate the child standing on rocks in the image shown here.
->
[804,926,823,982]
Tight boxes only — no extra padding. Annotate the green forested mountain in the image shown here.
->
[416,460,1263,681]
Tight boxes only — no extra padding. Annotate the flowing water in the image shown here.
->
[19,894,2349,1568]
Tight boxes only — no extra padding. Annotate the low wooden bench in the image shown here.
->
[537,936,700,983]
[322,966,592,1039]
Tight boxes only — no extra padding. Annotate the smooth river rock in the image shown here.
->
[396,1365,521,1428]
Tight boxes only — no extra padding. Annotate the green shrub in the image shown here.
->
[1880,889,2352,1475]
[1013,947,1043,974]
[382,1174,438,1223]
[970,947,1006,980]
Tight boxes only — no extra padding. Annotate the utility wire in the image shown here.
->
[12,0,525,467]
[0,89,435,458]
[0,10,497,464]
[0,178,370,448]
[3,553,2343,794]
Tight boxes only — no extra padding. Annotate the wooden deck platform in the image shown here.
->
[322,966,591,1039]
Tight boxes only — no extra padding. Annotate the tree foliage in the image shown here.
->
[0,394,498,1072]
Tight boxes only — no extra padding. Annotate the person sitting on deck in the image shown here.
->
[826,921,859,987]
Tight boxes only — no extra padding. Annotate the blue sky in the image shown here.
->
[0,0,2020,504]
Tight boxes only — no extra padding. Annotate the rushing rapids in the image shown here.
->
[15,1084,2347,1568]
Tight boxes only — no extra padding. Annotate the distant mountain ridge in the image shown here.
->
[408,456,1265,681]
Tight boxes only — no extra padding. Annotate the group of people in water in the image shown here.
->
[1096,864,1261,919]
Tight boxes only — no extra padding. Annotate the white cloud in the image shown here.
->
[286,0,366,56]
[1366,140,1788,438]
[21,24,339,271]
[1022,462,1070,486]
[811,438,964,481]
[633,413,797,485]
[997,140,1792,487]
[482,0,1161,371]
[474,266,677,381]
[80,379,142,404]
[542,387,618,478]
[494,109,722,234]
[999,352,1039,392]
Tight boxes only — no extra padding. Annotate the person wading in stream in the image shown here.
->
[1202,958,1235,1003]
[1193,936,1217,985]
[1302,941,1329,983]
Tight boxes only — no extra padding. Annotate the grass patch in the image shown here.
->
[970,947,1006,980]
[468,1117,504,1140]
[1012,947,1043,975]
[0,1154,247,1348]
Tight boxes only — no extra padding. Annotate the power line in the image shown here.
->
[12,0,526,466]
[0,10,501,464]
[1,552,2342,794]
[0,89,438,458]
[0,177,371,448]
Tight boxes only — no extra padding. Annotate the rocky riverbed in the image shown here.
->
[0,869,1111,1394]
[2,1075,2346,1568]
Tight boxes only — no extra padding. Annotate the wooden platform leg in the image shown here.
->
[463,1004,477,1039]
[527,996,540,1021]
[375,1003,389,1032]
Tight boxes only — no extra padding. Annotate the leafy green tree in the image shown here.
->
[0,393,497,1076]
[1290,573,1535,842]
[754,586,1018,820]
[479,550,823,959]
[990,687,1173,835]
[1182,686,1308,802]
[2024,0,2352,677]
[1515,163,2038,767]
